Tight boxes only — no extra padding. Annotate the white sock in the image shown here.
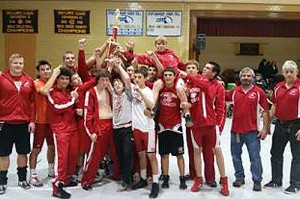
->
[30,169,36,176]
[140,169,147,180]
[48,163,54,175]
[152,174,159,183]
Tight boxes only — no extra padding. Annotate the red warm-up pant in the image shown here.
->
[186,127,196,179]
[192,125,216,183]
[52,129,79,186]
[81,119,120,186]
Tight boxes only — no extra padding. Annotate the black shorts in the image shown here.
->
[158,130,184,156]
[0,123,31,156]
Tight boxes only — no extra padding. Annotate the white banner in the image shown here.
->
[146,10,182,36]
[106,9,143,36]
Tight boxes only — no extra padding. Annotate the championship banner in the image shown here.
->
[54,10,90,34]
[106,9,143,36]
[146,10,182,36]
[3,10,38,33]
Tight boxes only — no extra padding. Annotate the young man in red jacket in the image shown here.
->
[46,67,80,198]
[0,53,36,194]
[201,61,229,196]
[81,69,119,190]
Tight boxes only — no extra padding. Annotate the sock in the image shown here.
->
[0,170,8,185]
[140,169,147,180]
[17,166,27,182]
[152,174,159,183]
[48,163,54,176]
[30,169,36,176]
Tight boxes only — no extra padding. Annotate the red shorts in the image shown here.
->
[191,126,217,149]
[33,123,54,148]
[133,129,156,153]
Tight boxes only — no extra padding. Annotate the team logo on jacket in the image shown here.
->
[23,81,31,88]
[248,92,257,99]
[289,88,298,96]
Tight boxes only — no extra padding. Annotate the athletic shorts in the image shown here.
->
[33,123,54,148]
[0,122,31,156]
[159,130,184,156]
[133,129,156,153]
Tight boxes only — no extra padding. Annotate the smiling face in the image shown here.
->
[240,71,253,87]
[126,66,135,81]
[63,52,76,70]
[97,77,110,89]
[155,41,167,52]
[71,73,82,87]
[56,75,70,90]
[186,64,199,75]
[147,66,157,81]
[9,57,24,76]
[202,63,217,80]
[113,79,125,95]
[134,73,146,87]
[38,64,52,80]
[283,68,298,85]
[163,71,175,87]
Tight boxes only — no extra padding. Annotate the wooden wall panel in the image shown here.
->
[5,34,36,78]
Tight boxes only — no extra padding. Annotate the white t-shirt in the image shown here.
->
[132,85,155,133]
[112,87,132,129]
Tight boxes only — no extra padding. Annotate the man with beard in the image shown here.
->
[226,67,270,192]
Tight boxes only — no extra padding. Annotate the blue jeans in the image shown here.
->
[231,131,263,183]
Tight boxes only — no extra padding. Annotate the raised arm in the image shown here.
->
[39,66,61,95]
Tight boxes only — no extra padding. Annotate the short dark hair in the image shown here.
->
[113,78,125,86]
[36,60,51,71]
[58,67,73,79]
[135,66,148,78]
[208,61,221,77]
[163,66,176,76]
[95,69,112,82]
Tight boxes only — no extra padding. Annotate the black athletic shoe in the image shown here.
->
[82,184,93,191]
[0,185,7,195]
[264,180,282,188]
[161,175,169,189]
[284,185,299,194]
[18,181,31,189]
[179,176,187,190]
[132,178,147,190]
[149,182,159,198]
[53,183,71,199]
[64,180,78,187]
[206,181,217,188]
[232,178,245,187]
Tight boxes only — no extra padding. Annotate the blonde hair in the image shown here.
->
[186,59,200,70]
[154,35,167,45]
[9,53,24,63]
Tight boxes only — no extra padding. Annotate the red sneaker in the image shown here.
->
[220,176,230,196]
[191,176,203,192]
